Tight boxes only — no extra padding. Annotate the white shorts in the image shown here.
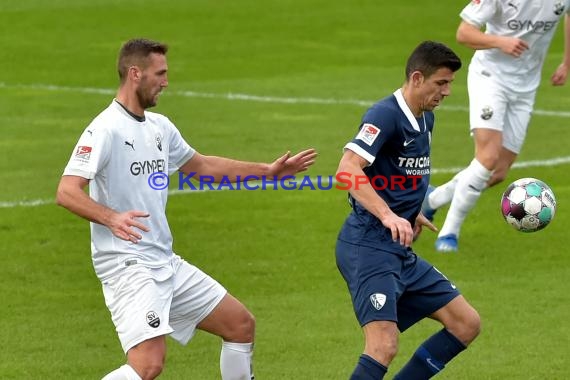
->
[102,254,227,353]
[467,67,536,154]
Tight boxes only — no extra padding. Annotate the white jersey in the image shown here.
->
[461,0,570,92]
[63,100,195,281]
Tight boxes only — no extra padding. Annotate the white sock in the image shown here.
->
[429,169,465,209]
[102,364,142,380]
[220,341,254,380]
[439,159,492,238]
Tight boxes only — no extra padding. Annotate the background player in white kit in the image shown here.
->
[422,0,570,252]
[56,38,316,380]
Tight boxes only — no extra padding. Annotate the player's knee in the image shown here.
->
[226,309,256,343]
[455,308,481,346]
[240,311,256,342]
[367,338,398,365]
[127,338,166,380]
[477,152,500,171]
[134,360,164,380]
[465,308,482,343]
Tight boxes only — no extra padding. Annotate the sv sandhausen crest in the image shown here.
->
[146,311,160,328]
[155,133,162,151]
[480,106,493,120]
[370,293,387,310]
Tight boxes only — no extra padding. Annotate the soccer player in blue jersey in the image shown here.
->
[335,41,481,379]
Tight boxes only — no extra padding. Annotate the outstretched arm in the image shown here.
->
[56,175,149,243]
[456,20,529,57]
[551,14,570,86]
[336,150,413,247]
[179,148,317,181]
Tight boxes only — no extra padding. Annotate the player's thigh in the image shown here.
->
[468,69,508,132]
[168,256,228,344]
[397,257,460,332]
[335,238,361,297]
[341,246,404,327]
[102,265,175,353]
[473,128,504,167]
[502,90,535,154]
[197,293,255,342]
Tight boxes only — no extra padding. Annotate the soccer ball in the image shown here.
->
[501,178,557,232]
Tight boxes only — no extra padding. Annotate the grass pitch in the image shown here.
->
[1,1,569,379]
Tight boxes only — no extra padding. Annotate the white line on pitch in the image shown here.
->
[2,82,570,118]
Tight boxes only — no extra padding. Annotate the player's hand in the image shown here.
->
[413,212,438,242]
[269,148,317,177]
[381,212,414,247]
[499,37,529,58]
[551,63,569,86]
[108,210,150,243]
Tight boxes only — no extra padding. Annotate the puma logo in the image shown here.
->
[125,140,135,150]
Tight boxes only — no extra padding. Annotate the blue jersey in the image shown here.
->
[340,89,433,253]
[336,89,461,330]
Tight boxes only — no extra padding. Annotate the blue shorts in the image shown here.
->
[336,238,460,332]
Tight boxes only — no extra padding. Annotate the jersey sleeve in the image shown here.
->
[62,124,111,179]
[460,0,498,27]
[344,108,395,165]
[164,118,195,174]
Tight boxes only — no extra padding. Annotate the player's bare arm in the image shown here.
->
[551,14,570,85]
[456,20,529,57]
[179,148,317,181]
[56,175,149,243]
[336,150,413,247]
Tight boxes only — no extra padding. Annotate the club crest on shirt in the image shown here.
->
[155,133,163,151]
[146,311,160,328]
[554,1,565,15]
[370,293,386,310]
[480,106,493,120]
[356,123,381,146]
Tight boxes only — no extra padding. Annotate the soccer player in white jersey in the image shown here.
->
[56,38,316,380]
[422,0,570,252]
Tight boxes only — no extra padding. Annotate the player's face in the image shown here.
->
[137,53,169,109]
[418,67,455,112]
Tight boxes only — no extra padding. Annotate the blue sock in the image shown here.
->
[393,329,466,379]
[350,354,388,380]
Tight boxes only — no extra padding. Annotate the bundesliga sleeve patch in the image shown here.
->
[74,146,92,161]
[356,123,381,146]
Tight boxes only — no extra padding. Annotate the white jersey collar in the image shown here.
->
[393,88,425,132]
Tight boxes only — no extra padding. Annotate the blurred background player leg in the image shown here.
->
[421,169,465,222]
[435,158,491,252]
[220,342,254,380]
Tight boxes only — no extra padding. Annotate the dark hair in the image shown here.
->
[405,41,461,79]
[117,38,168,82]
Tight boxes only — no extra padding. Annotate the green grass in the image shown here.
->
[1,1,570,379]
